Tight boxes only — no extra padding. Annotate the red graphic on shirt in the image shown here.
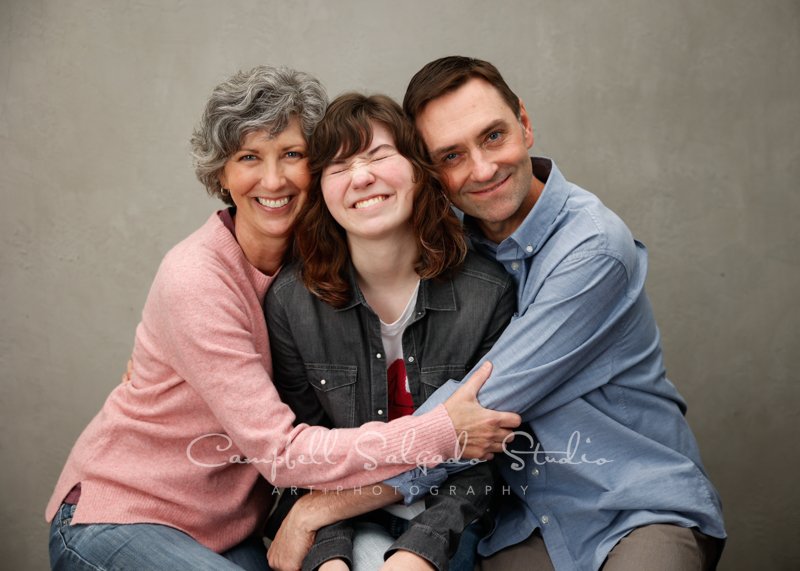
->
[387,359,414,420]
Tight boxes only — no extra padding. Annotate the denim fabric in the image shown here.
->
[386,158,726,571]
[350,518,482,571]
[265,251,516,571]
[49,503,269,570]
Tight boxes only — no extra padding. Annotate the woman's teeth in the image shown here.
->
[354,196,386,209]
[256,196,290,208]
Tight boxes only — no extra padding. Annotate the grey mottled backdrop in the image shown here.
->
[1,1,798,569]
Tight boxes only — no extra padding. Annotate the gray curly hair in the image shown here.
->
[191,65,328,205]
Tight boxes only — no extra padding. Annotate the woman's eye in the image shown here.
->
[442,152,460,164]
[239,154,257,161]
[286,151,305,159]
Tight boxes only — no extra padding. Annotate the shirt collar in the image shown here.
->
[465,157,570,258]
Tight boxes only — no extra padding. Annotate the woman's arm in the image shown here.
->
[150,257,517,489]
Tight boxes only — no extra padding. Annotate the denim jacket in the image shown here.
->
[265,251,516,571]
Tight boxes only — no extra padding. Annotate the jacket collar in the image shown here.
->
[337,261,456,313]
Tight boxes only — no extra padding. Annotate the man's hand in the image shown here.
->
[381,550,435,571]
[267,495,320,571]
[443,361,521,460]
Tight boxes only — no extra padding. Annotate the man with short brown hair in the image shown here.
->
[388,55,727,570]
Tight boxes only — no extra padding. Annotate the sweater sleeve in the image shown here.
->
[148,255,458,489]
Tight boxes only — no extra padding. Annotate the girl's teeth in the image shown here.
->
[256,197,290,208]
[354,196,386,209]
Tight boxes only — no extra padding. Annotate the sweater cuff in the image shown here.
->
[419,404,458,465]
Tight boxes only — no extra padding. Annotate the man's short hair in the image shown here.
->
[403,56,521,121]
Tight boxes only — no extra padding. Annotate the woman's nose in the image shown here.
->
[260,163,284,191]
[350,164,375,189]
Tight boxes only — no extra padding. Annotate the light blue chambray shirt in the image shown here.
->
[386,158,725,571]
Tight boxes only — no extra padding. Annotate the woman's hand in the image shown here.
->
[380,550,435,571]
[443,362,521,460]
[121,359,133,384]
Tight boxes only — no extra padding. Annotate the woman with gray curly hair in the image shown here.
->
[45,66,513,570]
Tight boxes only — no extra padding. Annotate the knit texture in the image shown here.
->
[45,211,457,552]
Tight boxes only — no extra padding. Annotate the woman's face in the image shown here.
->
[219,117,310,246]
[320,122,417,241]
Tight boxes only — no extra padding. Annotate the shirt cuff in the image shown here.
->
[384,466,449,505]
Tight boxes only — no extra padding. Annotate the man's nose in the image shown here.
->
[469,150,498,183]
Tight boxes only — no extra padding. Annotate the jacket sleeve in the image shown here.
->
[301,521,355,571]
[386,461,495,571]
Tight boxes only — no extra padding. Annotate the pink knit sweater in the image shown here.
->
[45,211,457,552]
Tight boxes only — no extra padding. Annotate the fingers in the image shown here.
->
[456,361,493,398]
[494,411,522,429]
[121,359,133,384]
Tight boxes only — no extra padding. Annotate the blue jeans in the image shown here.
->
[49,503,270,570]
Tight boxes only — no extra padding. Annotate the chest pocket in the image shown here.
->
[419,365,467,402]
[306,364,358,427]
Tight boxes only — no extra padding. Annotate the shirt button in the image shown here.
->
[532,468,540,476]
[408,356,415,363]
[376,353,382,359]
[526,245,533,253]
[320,379,326,386]
[541,515,549,525]
[510,262,520,271]
[377,409,384,416]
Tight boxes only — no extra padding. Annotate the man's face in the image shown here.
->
[416,78,536,243]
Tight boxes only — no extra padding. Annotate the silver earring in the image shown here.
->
[220,187,230,196]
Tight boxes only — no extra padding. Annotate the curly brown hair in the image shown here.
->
[295,93,467,308]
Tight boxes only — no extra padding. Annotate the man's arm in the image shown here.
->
[389,252,632,497]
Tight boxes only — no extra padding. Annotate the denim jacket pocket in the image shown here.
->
[306,364,358,426]
[419,365,467,402]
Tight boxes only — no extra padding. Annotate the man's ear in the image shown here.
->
[518,99,534,149]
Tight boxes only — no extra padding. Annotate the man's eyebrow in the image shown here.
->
[430,142,459,158]
[479,119,509,139]
[429,120,510,158]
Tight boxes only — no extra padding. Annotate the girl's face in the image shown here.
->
[320,122,417,241]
